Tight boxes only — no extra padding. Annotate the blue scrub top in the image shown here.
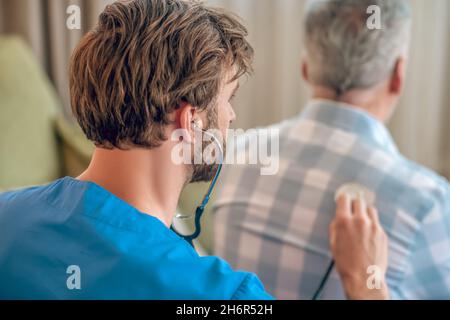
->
[0,177,273,300]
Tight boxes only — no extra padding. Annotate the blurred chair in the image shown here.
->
[55,115,94,177]
[0,36,93,191]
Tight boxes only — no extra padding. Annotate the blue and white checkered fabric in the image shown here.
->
[213,99,450,300]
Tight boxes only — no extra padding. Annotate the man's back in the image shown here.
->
[0,177,272,299]
[214,100,450,299]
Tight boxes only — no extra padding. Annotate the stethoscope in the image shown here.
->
[312,261,335,300]
[170,120,224,248]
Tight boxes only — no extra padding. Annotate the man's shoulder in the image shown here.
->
[0,179,67,210]
[399,155,449,190]
[124,238,272,299]
[0,183,51,207]
[188,254,273,300]
[393,155,450,210]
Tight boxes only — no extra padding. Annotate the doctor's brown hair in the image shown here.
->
[69,0,253,149]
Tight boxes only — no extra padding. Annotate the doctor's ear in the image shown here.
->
[178,103,194,129]
[302,58,309,82]
[191,119,203,130]
[177,103,202,143]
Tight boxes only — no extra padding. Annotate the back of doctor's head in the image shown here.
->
[304,0,412,95]
[69,0,253,150]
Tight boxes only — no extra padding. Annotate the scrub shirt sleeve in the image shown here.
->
[231,273,275,300]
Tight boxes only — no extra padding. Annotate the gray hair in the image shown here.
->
[304,0,412,95]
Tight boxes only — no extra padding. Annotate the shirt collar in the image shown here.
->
[300,99,399,155]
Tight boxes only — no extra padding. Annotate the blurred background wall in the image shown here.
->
[0,0,449,178]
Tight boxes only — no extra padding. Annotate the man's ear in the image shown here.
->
[177,103,197,143]
[301,57,310,83]
[389,57,406,95]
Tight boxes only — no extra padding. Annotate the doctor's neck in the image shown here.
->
[77,143,186,228]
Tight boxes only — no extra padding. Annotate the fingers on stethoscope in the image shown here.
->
[367,206,380,225]
[352,194,369,220]
[335,194,351,219]
[335,191,378,223]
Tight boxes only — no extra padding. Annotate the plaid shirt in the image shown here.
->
[213,100,450,300]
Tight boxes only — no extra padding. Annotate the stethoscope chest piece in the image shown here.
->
[334,183,375,206]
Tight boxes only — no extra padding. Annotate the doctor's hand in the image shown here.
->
[330,194,389,300]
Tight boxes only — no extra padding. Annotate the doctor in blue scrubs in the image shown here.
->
[0,0,389,300]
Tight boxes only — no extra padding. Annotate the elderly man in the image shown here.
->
[214,0,450,300]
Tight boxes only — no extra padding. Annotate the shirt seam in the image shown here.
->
[231,273,253,300]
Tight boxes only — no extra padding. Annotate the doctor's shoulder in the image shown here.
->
[0,182,52,212]
[182,252,274,300]
[149,234,274,300]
